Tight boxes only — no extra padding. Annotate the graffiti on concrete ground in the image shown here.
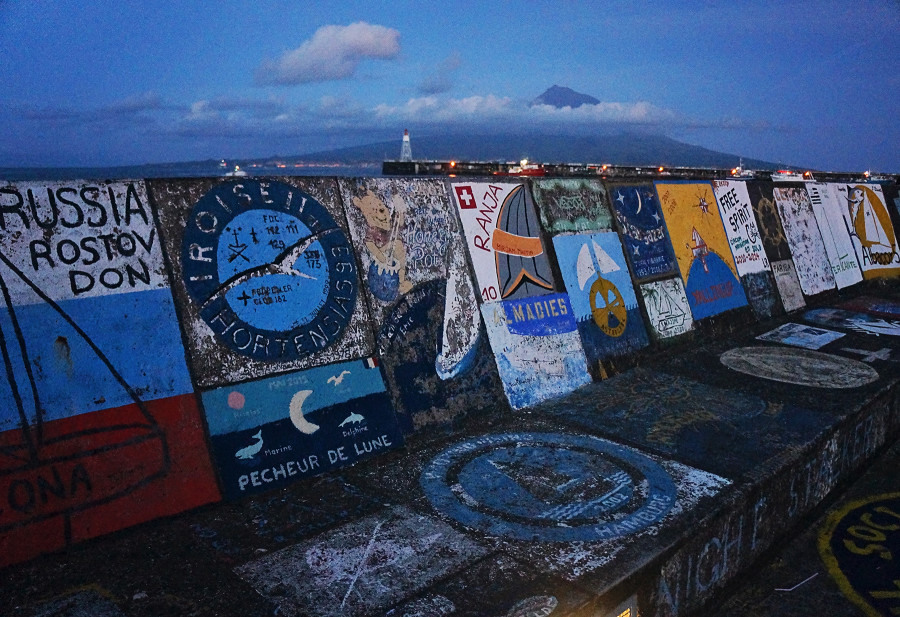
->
[818,492,900,617]
[236,506,489,617]
[804,308,900,338]
[719,346,878,388]
[422,432,727,543]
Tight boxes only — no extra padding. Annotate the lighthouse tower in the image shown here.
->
[400,129,412,161]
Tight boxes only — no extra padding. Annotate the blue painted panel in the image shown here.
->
[552,232,649,362]
[502,294,577,336]
[203,358,403,500]
[421,432,676,542]
[609,184,678,281]
[684,252,749,320]
[0,287,192,431]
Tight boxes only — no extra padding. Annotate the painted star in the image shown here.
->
[652,212,661,224]
[616,191,625,205]
[633,244,641,256]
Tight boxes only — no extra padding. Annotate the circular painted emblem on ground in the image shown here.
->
[182,180,357,361]
[720,346,878,388]
[421,432,676,542]
[818,492,900,617]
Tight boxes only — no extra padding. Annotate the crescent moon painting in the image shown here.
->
[288,389,319,434]
[634,188,642,215]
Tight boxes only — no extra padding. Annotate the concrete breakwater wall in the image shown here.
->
[0,175,898,566]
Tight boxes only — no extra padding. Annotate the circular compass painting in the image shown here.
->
[182,180,357,361]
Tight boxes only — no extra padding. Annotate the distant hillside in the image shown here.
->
[532,85,601,108]
[289,132,777,170]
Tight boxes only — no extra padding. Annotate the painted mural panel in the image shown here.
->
[746,181,792,261]
[0,180,220,567]
[530,178,613,233]
[151,178,373,388]
[805,183,863,288]
[712,180,782,319]
[339,178,503,432]
[480,294,591,410]
[608,182,678,281]
[202,358,402,500]
[712,180,769,275]
[655,181,748,320]
[640,277,694,339]
[452,181,556,302]
[772,184,836,295]
[832,183,900,278]
[552,232,648,366]
[770,259,806,312]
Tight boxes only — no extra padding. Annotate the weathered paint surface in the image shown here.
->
[770,259,806,311]
[803,307,900,338]
[451,181,556,302]
[421,431,728,545]
[772,185,836,296]
[656,181,748,319]
[608,182,678,281]
[151,178,373,388]
[0,180,220,567]
[818,492,900,617]
[640,277,694,339]
[712,180,782,319]
[833,183,900,278]
[720,346,878,388]
[235,505,489,617]
[755,322,845,349]
[481,295,591,409]
[838,295,900,320]
[552,232,648,367]
[746,180,806,312]
[805,183,864,288]
[545,368,827,479]
[653,399,893,617]
[202,358,402,500]
[530,178,613,233]
[339,178,503,432]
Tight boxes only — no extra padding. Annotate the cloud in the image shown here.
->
[256,22,400,85]
[417,52,462,95]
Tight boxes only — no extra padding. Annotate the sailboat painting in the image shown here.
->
[552,232,649,367]
[639,277,694,339]
[655,181,748,320]
[0,180,220,567]
[833,183,900,279]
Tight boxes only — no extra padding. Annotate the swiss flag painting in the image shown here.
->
[455,185,477,209]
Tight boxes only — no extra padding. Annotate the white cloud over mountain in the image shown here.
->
[256,22,401,85]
